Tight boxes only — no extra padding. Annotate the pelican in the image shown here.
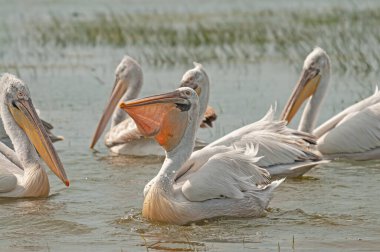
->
[0,74,69,198]
[281,47,380,160]
[90,56,216,155]
[120,87,283,224]
[141,74,327,196]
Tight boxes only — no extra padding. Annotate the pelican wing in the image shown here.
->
[202,106,319,167]
[236,127,319,167]
[0,141,23,169]
[175,107,322,181]
[317,103,380,156]
[41,119,64,143]
[180,145,270,202]
[314,86,380,138]
[0,172,17,193]
[105,118,144,147]
[206,106,278,148]
[0,151,22,193]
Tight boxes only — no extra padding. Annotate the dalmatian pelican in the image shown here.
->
[0,74,69,198]
[281,47,380,160]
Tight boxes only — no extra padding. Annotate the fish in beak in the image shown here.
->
[90,77,128,148]
[280,67,321,123]
[8,98,69,186]
[120,90,190,152]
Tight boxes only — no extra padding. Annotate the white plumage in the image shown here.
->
[281,47,380,160]
[180,145,270,201]
[174,106,325,184]
[0,74,68,198]
[120,87,325,225]
[316,90,380,159]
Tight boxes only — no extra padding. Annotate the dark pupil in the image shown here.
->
[176,103,191,111]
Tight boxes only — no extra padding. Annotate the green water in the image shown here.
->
[0,0,380,251]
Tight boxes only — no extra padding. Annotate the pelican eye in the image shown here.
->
[17,91,24,99]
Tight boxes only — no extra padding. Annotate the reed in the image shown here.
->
[6,7,380,73]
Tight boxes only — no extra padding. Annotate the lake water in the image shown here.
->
[1,0,380,251]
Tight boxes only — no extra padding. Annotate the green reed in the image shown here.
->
[8,7,380,73]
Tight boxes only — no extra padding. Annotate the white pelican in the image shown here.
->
[141,77,327,196]
[0,74,69,198]
[90,56,216,155]
[281,47,380,160]
[120,87,283,224]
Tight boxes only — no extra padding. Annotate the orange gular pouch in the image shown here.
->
[122,103,188,151]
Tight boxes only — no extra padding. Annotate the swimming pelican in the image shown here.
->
[0,74,69,197]
[141,71,327,196]
[281,47,380,160]
[90,56,216,155]
[120,87,283,224]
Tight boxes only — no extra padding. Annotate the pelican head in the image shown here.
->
[0,74,69,186]
[90,56,143,148]
[281,47,331,124]
[120,87,198,152]
[180,62,209,120]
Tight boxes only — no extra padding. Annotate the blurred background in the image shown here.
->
[1,0,380,251]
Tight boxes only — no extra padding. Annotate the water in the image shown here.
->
[1,0,380,251]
